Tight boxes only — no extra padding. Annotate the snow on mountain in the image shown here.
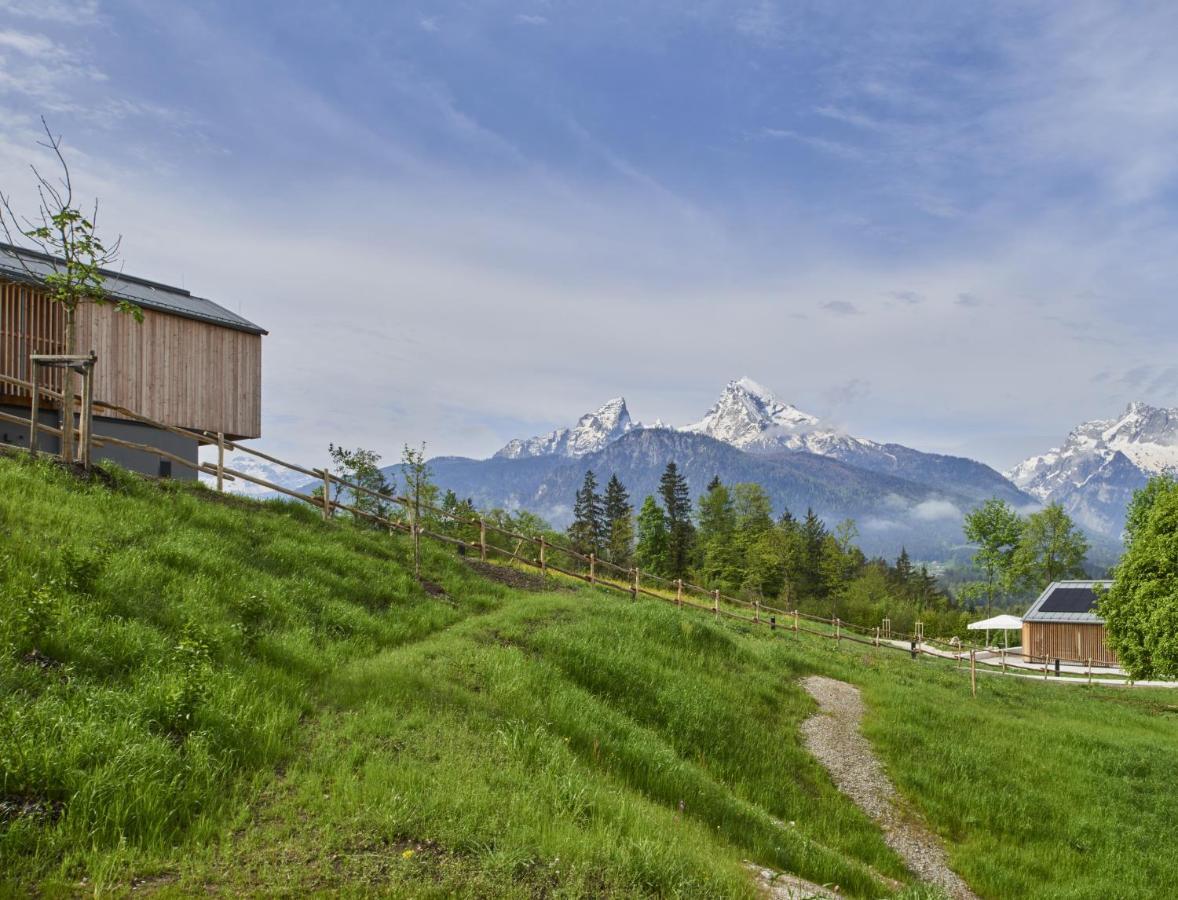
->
[679,377,1027,504]
[682,377,824,449]
[495,397,635,459]
[681,376,894,460]
[198,450,312,498]
[1008,402,1178,534]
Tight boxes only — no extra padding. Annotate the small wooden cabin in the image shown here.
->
[1021,581,1116,665]
[0,242,266,478]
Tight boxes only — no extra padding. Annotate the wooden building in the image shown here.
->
[0,242,266,478]
[1021,581,1116,665]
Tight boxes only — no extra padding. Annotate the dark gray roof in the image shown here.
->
[0,242,266,335]
[1023,581,1113,624]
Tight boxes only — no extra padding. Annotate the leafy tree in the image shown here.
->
[328,444,393,524]
[1011,502,1088,589]
[1100,477,1178,678]
[634,495,669,575]
[658,462,694,578]
[962,498,1023,611]
[0,119,143,460]
[603,474,634,568]
[440,489,479,544]
[568,469,605,556]
[401,442,435,579]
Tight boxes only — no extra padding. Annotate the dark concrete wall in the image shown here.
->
[0,404,198,480]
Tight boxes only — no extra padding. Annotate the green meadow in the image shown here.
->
[1,453,1176,898]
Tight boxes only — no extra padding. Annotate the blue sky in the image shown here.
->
[2,1,1178,470]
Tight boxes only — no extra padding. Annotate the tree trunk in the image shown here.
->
[61,306,76,462]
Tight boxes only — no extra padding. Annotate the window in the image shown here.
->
[158,459,172,479]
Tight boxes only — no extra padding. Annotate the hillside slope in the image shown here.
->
[2,454,1177,898]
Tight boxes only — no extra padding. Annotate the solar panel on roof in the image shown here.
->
[1038,586,1099,614]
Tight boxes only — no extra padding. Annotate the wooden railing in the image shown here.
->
[0,370,1140,688]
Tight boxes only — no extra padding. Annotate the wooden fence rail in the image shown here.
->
[0,369,1135,683]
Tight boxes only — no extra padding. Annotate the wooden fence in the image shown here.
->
[0,369,1136,689]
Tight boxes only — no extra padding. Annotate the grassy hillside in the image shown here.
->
[1,454,1177,898]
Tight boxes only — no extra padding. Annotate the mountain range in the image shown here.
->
[429,378,1035,560]
[212,379,1177,562]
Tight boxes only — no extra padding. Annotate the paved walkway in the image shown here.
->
[880,640,1178,687]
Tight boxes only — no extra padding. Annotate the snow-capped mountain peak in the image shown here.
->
[1007,401,1178,535]
[495,397,634,459]
[682,377,820,449]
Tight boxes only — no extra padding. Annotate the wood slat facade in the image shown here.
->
[1021,621,1117,665]
[0,280,66,399]
[0,277,261,439]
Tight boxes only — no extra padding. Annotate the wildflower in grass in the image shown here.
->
[401,849,414,860]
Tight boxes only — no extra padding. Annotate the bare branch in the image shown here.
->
[36,115,72,209]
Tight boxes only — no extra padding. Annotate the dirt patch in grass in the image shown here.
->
[21,648,62,670]
[419,579,448,599]
[463,559,553,592]
[0,795,64,826]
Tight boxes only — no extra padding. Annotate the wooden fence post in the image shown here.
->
[754,601,760,624]
[970,649,977,697]
[1001,647,1007,674]
[79,360,94,470]
[675,578,683,608]
[835,617,841,645]
[794,609,799,638]
[216,432,226,492]
[1087,658,1092,686]
[630,567,638,601]
[589,552,596,585]
[29,365,40,457]
[321,470,333,520]
[1043,658,1049,680]
[479,519,487,561]
[539,536,547,575]
[874,626,880,647]
[713,589,720,617]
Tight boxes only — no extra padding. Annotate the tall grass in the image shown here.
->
[4,453,1178,897]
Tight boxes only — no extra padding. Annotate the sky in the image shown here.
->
[2,0,1178,472]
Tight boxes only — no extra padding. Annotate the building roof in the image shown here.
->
[1023,580,1113,624]
[0,242,267,335]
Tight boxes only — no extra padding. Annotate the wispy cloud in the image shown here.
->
[0,0,99,25]
[821,300,860,316]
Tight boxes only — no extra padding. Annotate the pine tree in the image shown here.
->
[799,508,829,602]
[635,495,669,574]
[893,547,914,599]
[658,462,694,579]
[603,473,634,567]
[697,478,740,590]
[568,469,605,556]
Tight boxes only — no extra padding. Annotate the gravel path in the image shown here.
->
[799,676,979,900]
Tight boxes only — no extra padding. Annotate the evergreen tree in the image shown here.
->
[697,479,740,590]
[634,495,669,574]
[568,469,605,555]
[798,508,829,601]
[658,462,694,578]
[603,473,634,567]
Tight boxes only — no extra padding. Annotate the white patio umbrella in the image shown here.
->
[967,614,1023,649]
